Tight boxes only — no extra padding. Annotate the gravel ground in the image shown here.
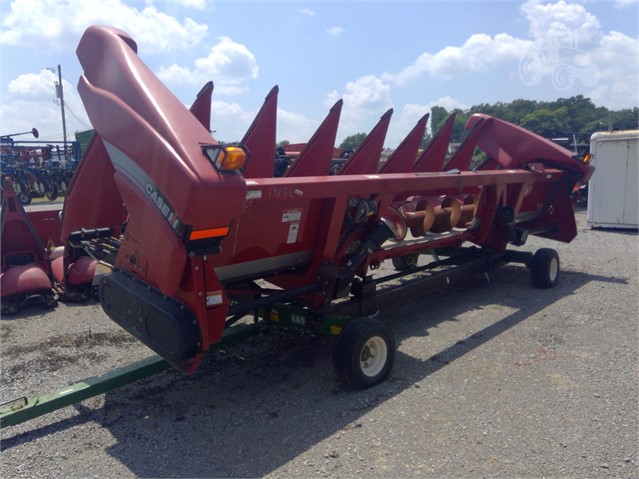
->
[1,209,637,478]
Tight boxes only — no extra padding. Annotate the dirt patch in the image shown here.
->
[3,330,137,357]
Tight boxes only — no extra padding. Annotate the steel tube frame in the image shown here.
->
[0,322,260,429]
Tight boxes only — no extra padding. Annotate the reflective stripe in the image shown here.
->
[103,140,185,234]
[189,226,229,240]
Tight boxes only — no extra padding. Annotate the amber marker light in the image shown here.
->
[203,145,248,172]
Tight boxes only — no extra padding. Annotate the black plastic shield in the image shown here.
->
[99,271,201,373]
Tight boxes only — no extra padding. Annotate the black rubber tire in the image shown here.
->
[332,317,395,389]
[1,301,19,315]
[391,253,419,271]
[35,180,46,195]
[45,182,58,201]
[531,248,560,288]
[15,180,32,205]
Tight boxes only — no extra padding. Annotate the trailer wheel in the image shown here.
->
[14,180,32,205]
[392,253,419,271]
[332,317,395,389]
[531,248,560,288]
[45,182,58,201]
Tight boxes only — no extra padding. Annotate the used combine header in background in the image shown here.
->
[5,25,594,394]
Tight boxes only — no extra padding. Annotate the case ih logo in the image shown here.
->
[145,182,181,230]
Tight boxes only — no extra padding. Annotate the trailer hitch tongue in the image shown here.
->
[0,397,28,413]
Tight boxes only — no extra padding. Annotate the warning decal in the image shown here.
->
[282,208,302,223]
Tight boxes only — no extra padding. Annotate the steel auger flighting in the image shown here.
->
[57,25,592,388]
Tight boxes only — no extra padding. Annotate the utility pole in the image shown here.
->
[55,65,68,156]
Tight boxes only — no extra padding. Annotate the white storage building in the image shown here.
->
[587,130,638,229]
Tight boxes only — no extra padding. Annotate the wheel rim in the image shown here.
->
[549,257,558,282]
[360,336,388,377]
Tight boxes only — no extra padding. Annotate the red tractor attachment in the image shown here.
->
[1,179,58,313]
[59,26,593,386]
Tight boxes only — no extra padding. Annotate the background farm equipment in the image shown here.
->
[0,186,97,313]
[0,179,58,314]
[1,137,80,205]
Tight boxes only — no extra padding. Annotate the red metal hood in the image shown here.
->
[76,25,246,230]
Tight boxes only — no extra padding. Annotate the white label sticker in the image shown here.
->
[282,208,302,222]
[287,222,300,244]
[206,291,224,307]
[246,190,262,200]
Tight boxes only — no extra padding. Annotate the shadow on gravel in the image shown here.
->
[0,299,97,321]
[1,265,629,476]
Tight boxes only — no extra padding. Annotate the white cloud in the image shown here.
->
[209,100,255,142]
[326,75,392,117]
[2,70,91,141]
[325,75,393,143]
[380,1,636,110]
[207,101,314,144]
[277,108,311,128]
[158,37,258,92]
[518,1,636,107]
[299,8,316,17]
[327,26,343,36]
[211,100,253,121]
[386,97,469,145]
[521,0,602,47]
[614,0,639,7]
[384,33,532,84]
[276,108,315,143]
[589,31,639,108]
[170,0,211,9]
[8,70,59,98]
[426,96,469,112]
[0,0,208,54]
[195,37,259,83]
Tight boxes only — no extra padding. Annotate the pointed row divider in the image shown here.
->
[378,113,429,174]
[413,113,456,173]
[241,86,279,179]
[284,100,343,177]
[189,81,214,132]
[337,109,393,175]
[443,117,486,172]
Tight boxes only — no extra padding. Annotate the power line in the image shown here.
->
[63,102,92,130]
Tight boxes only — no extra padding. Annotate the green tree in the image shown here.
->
[520,107,568,137]
[450,109,470,142]
[420,131,432,149]
[610,108,639,130]
[339,132,367,151]
[278,140,290,147]
[429,96,636,146]
[429,106,469,142]
[430,106,449,135]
